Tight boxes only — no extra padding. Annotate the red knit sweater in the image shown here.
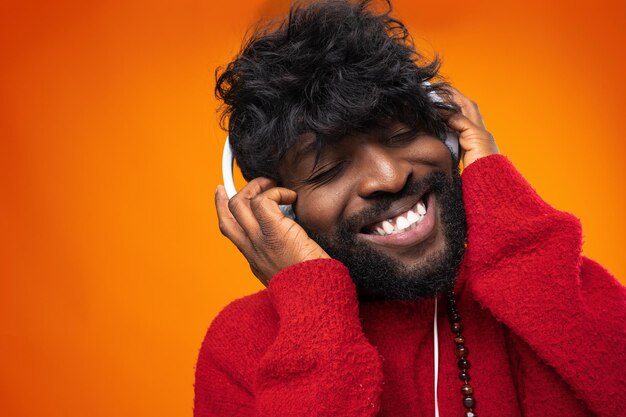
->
[194,155,626,417]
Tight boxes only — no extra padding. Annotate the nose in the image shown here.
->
[355,145,412,199]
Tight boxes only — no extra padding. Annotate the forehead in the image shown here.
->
[287,132,319,167]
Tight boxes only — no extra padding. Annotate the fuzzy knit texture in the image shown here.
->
[194,155,626,417]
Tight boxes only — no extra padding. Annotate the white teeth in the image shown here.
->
[407,210,419,224]
[396,215,409,230]
[369,197,429,236]
[382,221,394,234]
[417,200,426,215]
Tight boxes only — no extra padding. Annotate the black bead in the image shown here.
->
[458,358,470,369]
[455,345,468,358]
[448,292,478,416]
[463,396,475,408]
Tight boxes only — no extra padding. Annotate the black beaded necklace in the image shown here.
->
[446,288,477,417]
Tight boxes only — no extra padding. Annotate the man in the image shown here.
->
[195,1,625,416]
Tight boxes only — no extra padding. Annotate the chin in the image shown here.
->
[354,239,463,301]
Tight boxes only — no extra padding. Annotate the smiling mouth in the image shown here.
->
[361,193,430,236]
[357,192,437,249]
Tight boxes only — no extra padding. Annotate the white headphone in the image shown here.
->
[221,83,459,220]
[222,81,459,219]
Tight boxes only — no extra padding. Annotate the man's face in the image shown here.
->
[280,122,467,300]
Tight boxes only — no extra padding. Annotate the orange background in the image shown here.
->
[1,0,624,416]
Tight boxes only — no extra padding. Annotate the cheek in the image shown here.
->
[419,139,455,170]
[294,190,345,236]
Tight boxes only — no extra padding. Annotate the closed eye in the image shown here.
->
[302,161,346,187]
[385,127,421,146]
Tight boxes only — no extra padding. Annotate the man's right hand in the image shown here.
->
[215,178,330,286]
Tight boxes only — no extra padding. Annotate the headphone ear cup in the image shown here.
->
[280,204,296,220]
[443,129,460,161]
[422,82,460,161]
[225,136,298,220]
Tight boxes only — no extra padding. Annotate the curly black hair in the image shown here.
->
[216,0,459,182]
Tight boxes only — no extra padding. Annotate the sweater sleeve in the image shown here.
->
[256,259,383,417]
[194,353,256,417]
[461,155,626,417]
[194,258,384,417]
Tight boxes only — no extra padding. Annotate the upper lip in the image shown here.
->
[358,189,430,233]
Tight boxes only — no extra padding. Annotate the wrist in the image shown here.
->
[268,258,361,333]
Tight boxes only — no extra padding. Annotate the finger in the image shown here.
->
[261,187,297,206]
[227,177,277,236]
[443,111,479,136]
[249,187,298,233]
[445,86,486,129]
[236,177,278,199]
[446,113,499,167]
[215,185,249,248]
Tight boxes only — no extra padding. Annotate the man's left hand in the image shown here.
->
[442,86,500,168]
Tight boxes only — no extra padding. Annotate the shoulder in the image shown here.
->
[579,257,625,310]
[196,289,279,388]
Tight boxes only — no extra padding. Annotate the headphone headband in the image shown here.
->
[222,136,237,199]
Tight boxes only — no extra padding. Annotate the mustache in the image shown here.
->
[338,171,450,235]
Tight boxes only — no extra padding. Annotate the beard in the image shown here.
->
[298,167,467,301]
